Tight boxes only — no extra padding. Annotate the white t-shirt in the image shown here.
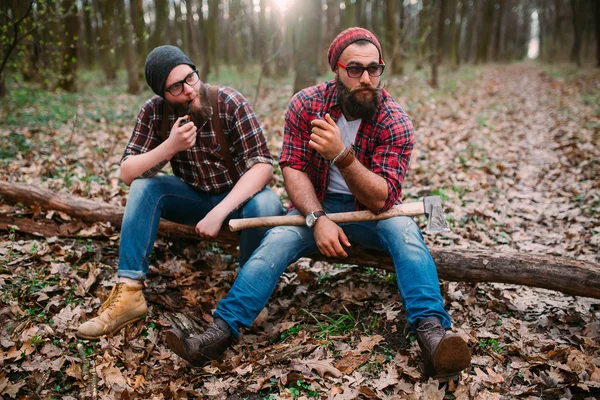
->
[326,114,361,195]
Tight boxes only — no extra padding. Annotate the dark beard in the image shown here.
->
[336,77,382,120]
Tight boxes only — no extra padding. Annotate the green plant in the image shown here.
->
[304,310,357,340]
[478,338,502,353]
[280,324,303,340]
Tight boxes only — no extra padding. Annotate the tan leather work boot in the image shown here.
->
[416,317,471,381]
[77,282,147,340]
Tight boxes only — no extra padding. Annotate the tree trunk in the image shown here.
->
[96,0,117,82]
[416,0,431,70]
[443,0,458,61]
[342,0,355,30]
[431,0,447,88]
[258,0,271,77]
[594,0,600,67]
[476,0,495,64]
[81,0,94,67]
[57,0,79,92]
[292,0,322,94]
[451,0,467,69]
[117,0,139,94]
[207,0,219,78]
[195,1,210,82]
[152,0,168,49]
[0,75,6,98]
[384,0,402,75]
[355,0,366,27]
[130,0,147,72]
[1,181,599,300]
[492,0,505,61]
[463,0,477,64]
[570,0,583,66]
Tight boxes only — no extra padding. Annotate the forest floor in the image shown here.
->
[0,61,599,399]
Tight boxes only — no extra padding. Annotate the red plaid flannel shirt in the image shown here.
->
[280,80,414,213]
[122,86,272,194]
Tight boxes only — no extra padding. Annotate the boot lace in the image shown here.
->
[197,323,228,345]
[417,319,445,350]
[98,283,124,313]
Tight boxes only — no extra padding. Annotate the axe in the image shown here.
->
[228,196,450,233]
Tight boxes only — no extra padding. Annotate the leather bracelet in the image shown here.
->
[336,148,355,169]
[330,146,349,165]
[334,150,351,166]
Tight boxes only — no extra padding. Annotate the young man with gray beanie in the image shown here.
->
[165,28,471,382]
[76,45,283,340]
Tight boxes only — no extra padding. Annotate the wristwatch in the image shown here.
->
[305,211,326,228]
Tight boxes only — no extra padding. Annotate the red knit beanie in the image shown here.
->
[327,27,383,71]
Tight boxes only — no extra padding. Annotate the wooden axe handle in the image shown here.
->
[229,201,425,232]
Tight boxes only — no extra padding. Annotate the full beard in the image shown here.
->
[168,84,211,125]
[336,77,382,120]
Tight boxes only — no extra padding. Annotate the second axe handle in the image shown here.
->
[228,201,425,232]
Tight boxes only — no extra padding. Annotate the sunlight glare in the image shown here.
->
[274,0,294,13]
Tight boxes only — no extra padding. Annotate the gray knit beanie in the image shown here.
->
[145,45,197,96]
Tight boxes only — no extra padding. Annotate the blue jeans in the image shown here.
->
[117,174,284,280]
[214,193,451,336]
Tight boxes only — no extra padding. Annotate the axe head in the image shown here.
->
[423,196,450,234]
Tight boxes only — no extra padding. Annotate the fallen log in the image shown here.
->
[1,180,599,299]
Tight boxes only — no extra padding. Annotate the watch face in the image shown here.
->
[306,213,316,228]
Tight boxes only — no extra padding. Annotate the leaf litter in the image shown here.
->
[0,63,599,399]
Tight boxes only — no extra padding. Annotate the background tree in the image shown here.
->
[1,0,598,100]
[431,0,448,88]
[384,0,403,75]
[116,0,138,94]
[292,0,322,94]
[57,0,79,92]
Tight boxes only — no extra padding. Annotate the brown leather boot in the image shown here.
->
[416,317,471,381]
[165,318,233,367]
[77,282,147,340]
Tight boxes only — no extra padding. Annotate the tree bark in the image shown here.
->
[1,180,599,299]
[130,0,147,72]
[431,0,447,88]
[416,0,431,70]
[116,0,139,94]
[384,0,402,75]
[152,0,168,49]
[476,0,495,64]
[292,0,322,94]
[258,0,271,77]
[492,0,505,61]
[451,0,467,69]
[570,0,583,66]
[207,0,219,78]
[57,0,79,92]
[594,0,600,67]
[95,0,117,82]
[81,0,95,67]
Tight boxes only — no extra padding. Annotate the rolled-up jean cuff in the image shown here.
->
[117,269,146,281]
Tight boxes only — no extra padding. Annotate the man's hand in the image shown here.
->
[313,216,351,258]
[309,113,345,160]
[195,208,228,239]
[167,116,197,153]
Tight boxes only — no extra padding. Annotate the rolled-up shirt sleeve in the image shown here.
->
[372,114,414,212]
[230,99,273,170]
[121,100,161,164]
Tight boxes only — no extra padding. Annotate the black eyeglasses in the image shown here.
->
[165,70,200,96]
[337,61,385,78]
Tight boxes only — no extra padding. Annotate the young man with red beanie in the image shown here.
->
[166,29,471,381]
